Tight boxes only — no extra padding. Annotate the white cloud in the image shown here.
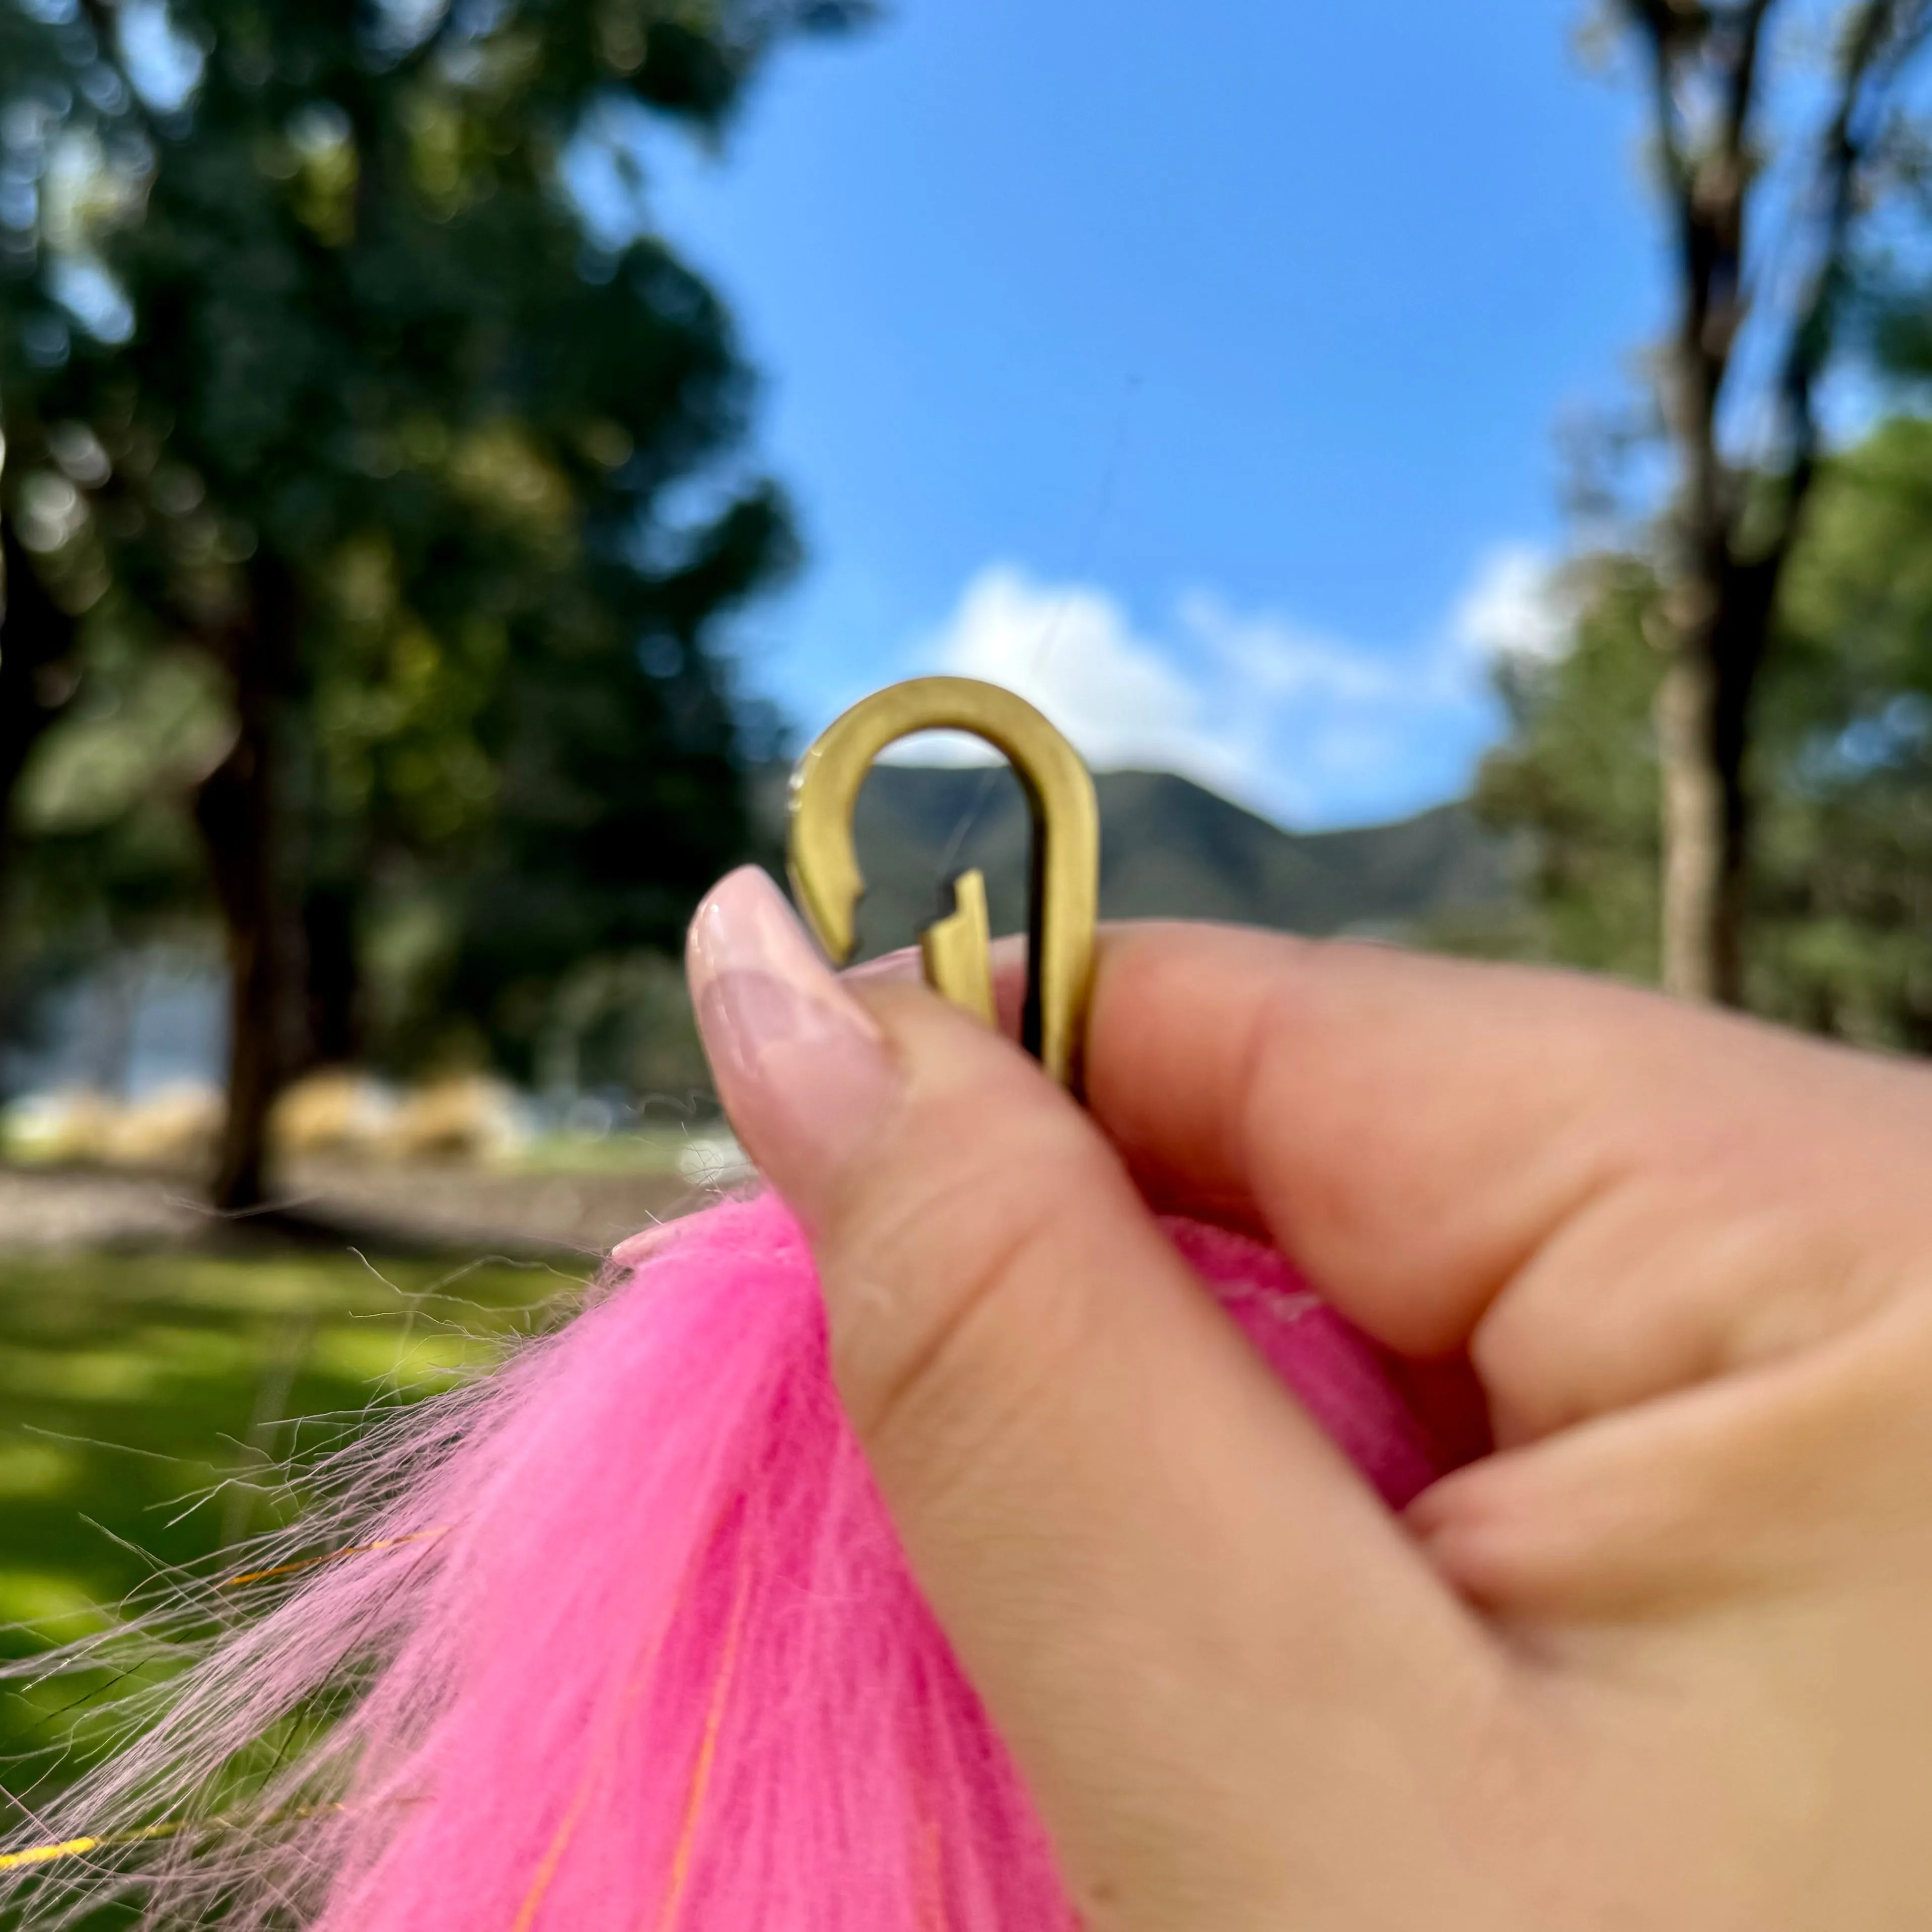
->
[903,565,1252,796]
[1176,592,1433,704]
[1449,543,1569,664]
[899,546,1566,828]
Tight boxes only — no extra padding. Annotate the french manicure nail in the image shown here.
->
[686,867,900,1192]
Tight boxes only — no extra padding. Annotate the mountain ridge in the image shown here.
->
[756,762,1510,958]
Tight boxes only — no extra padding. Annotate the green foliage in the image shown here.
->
[1750,417,1932,1046]
[1474,556,1663,984]
[1,0,849,1097]
[1478,416,1932,1048]
[0,610,221,1074]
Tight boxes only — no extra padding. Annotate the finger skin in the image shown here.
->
[1068,924,1932,1925]
[823,983,1518,1924]
[693,874,1514,1926]
[698,882,1932,1928]
[1074,924,1932,1430]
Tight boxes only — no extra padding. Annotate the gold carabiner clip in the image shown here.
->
[786,677,1100,1092]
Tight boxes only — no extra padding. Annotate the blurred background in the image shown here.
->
[5,0,1932,1850]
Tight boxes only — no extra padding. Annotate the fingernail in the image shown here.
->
[686,867,900,1195]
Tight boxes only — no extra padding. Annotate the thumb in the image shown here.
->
[686,868,1502,1917]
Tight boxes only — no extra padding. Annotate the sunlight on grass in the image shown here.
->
[308,1323,508,1392]
[0,1445,76,1502]
[0,1572,107,1644]
[0,1247,586,1796]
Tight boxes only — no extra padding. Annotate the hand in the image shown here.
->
[687,865,1932,1931]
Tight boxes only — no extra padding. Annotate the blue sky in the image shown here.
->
[631,1,1662,828]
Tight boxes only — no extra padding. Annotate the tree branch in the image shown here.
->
[1630,2,1739,566]
[1719,0,1777,159]
[1639,18,1693,194]
[1770,0,1929,543]
[1622,0,1717,35]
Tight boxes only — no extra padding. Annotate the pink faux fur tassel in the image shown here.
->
[0,1192,1450,1930]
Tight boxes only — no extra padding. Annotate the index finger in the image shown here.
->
[1074,923,1927,1359]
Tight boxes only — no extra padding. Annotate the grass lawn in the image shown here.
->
[0,1244,588,1885]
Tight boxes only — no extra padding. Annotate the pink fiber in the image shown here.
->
[0,1192,1452,1930]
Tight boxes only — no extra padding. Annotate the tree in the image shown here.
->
[1758,413,1932,1044]
[0,0,108,886]
[0,488,85,882]
[2,0,857,1204]
[1604,0,1932,1003]
[1479,413,1932,1049]
[1474,553,1665,983]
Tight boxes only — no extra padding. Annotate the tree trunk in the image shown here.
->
[1656,278,1745,1004]
[195,556,301,1212]
[301,879,362,1070]
[1657,643,1728,1003]
[1632,0,1907,1008]
[0,517,80,868]
[0,519,82,1092]
[1657,542,1780,1008]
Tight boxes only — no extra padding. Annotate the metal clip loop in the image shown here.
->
[786,677,1100,1091]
